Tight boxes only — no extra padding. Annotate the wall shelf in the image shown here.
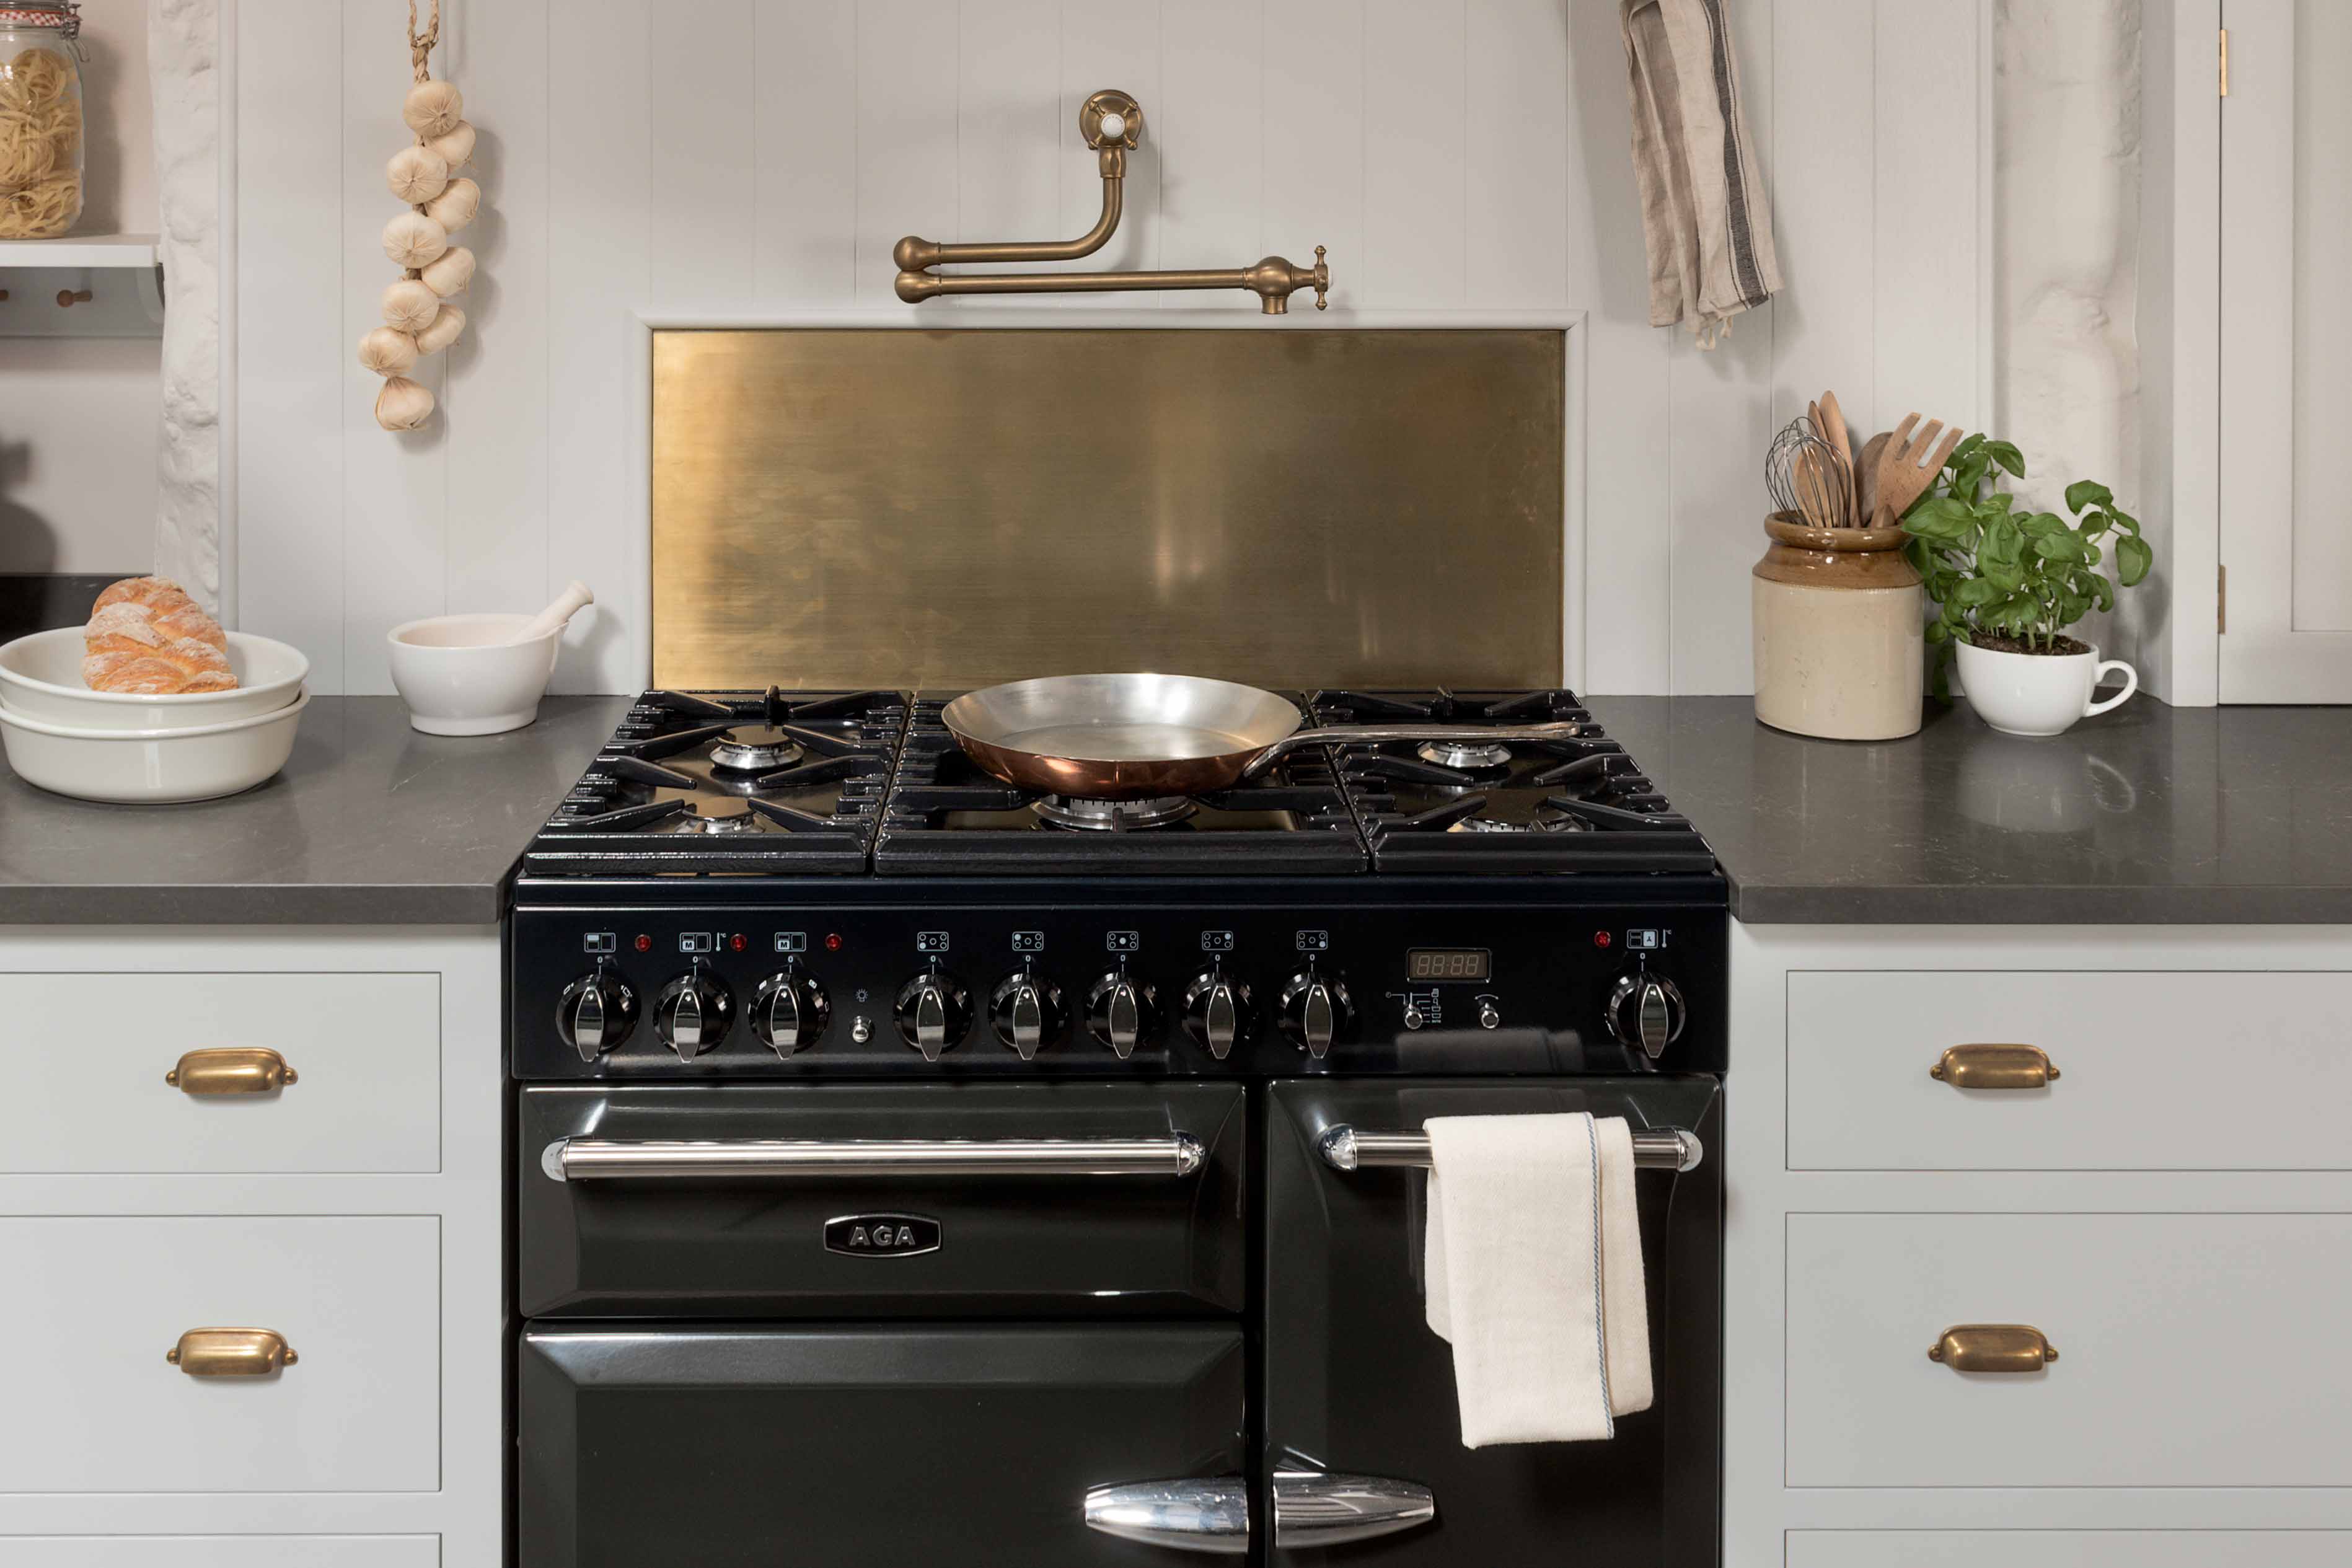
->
[0,233,164,337]
[0,232,159,268]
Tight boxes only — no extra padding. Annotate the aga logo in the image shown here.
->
[824,1213,942,1257]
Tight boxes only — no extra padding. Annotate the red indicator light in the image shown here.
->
[1593,930,1612,949]
[825,932,845,952]
[634,934,653,953]
[729,933,748,953]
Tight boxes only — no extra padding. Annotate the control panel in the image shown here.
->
[513,904,1727,1080]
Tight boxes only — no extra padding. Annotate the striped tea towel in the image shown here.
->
[1622,0,1782,348]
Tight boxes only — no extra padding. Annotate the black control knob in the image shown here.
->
[654,962,734,1060]
[749,966,830,1058]
[1277,966,1355,1059]
[556,965,638,1062]
[1179,967,1254,1060]
[989,968,1067,1060]
[1084,969,1159,1060]
[1606,966,1686,1060]
[894,964,973,1062]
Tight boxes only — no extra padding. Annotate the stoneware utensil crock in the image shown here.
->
[1751,513,1924,741]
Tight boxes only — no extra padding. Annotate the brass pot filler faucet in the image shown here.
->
[893,90,1330,315]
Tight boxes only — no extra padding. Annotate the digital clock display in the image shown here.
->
[1407,948,1491,982]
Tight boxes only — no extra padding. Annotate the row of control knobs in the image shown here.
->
[555,961,1359,1064]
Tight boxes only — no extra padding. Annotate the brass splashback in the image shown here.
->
[651,328,1565,691]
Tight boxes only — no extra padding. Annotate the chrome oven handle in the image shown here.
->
[1083,1476,1248,1555]
[1317,1124,1702,1174]
[541,1134,1207,1183]
[1272,1470,1436,1548]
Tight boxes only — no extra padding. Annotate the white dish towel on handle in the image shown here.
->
[1424,1112,1654,1447]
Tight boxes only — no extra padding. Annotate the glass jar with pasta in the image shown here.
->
[0,2,84,240]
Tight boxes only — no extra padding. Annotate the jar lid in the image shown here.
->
[0,3,81,37]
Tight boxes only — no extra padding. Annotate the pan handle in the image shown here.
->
[1239,721,1590,778]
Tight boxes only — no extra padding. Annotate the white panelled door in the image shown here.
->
[2220,0,2352,699]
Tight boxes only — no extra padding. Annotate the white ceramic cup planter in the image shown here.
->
[386,613,561,736]
[0,690,311,803]
[1955,638,2138,738]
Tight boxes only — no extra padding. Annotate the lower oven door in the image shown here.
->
[520,1323,1247,1567]
[1264,1077,1724,1566]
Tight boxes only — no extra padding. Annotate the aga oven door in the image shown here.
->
[1264,1078,1723,1566]
[520,1323,1246,1567]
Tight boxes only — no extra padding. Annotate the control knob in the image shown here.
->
[654,961,734,1059]
[894,964,973,1062]
[1605,966,1686,1060]
[1277,966,1355,1059]
[1179,967,1254,1060]
[989,968,1067,1060]
[1084,969,1159,1059]
[749,965,830,1057]
[556,965,639,1062]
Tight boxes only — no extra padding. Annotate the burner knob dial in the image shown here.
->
[654,962,734,1059]
[557,966,639,1062]
[750,967,830,1057]
[1277,967,1355,1059]
[1606,966,1686,1060]
[1084,971,1159,1060]
[1179,968,1254,1060]
[989,969,1067,1060]
[894,966,972,1062]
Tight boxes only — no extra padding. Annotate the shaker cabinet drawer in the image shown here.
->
[0,972,440,1174]
[1788,1532,2352,1568]
[1786,970,2352,1170]
[0,1540,438,1567]
[0,1216,439,1493]
[1786,1212,2352,1488]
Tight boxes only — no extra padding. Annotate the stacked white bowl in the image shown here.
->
[0,629,312,803]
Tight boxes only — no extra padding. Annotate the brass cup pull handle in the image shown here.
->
[166,1047,297,1095]
[167,1328,298,1377]
[1930,1042,2059,1090]
[1929,1324,2057,1373]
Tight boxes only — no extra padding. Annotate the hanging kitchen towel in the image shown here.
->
[1424,1112,1653,1446]
[1621,0,1782,348]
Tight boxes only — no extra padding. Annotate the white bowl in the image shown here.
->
[386,613,561,736]
[0,689,311,804]
[0,627,310,731]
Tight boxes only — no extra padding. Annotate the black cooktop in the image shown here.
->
[521,685,1717,879]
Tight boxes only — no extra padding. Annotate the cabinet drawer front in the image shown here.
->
[0,973,439,1174]
[1787,970,2352,1170]
[0,1539,435,1567]
[1790,1533,2352,1568]
[1787,1213,2352,1488]
[0,1217,439,1493]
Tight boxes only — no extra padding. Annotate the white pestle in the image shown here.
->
[511,580,594,645]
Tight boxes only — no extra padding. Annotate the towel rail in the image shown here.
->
[1317,1124,1702,1175]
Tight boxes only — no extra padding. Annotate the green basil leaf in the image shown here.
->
[2116,533,2152,586]
[2064,479,2114,513]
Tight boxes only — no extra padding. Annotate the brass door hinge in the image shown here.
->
[2219,563,2228,633]
[2220,27,2229,96]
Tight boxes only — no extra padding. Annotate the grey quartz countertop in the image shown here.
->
[1587,695,2352,925]
[1,695,632,926]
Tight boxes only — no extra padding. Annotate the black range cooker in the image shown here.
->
[511,687,1726,1567]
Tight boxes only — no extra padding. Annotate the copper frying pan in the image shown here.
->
[939,673,1587,801]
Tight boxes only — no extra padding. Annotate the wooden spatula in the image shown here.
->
[1855,431,1890,524]
[1876,414,1963,527]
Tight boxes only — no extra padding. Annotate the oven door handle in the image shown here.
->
[1083,1475,1249,1555]
[539,1133,1207,1183]
[1317,1123,1702,1174]
[1273,1469,1437,1548]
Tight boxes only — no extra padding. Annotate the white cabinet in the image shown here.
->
[0,1538,437,1567]
[1789,1533,2352,1568]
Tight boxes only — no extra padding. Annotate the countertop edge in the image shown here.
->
[1727,878,2352,927]
[0,881,511,928]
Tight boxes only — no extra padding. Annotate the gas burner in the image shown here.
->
[1031,795,1200,832]
[708,726,804,773]
[664,806,765,835]
[1417,739,1515,770]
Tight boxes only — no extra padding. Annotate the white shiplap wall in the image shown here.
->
[232,0,1989,696]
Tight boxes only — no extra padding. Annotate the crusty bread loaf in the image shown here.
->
[81,577,238,694]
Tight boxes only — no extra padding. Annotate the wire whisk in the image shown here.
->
[1764,416,1855,529]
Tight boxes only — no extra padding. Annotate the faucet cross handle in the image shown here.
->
[1312,245,1329,311]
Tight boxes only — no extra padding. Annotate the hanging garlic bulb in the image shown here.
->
[402,80,463,138]
[413,303,466,356]
[358,326,420,377]
[426,120,475,170]
[385,144,449,204]
[383,278,441,332]
[382,211,449,269]
[420,244,475,297]
[375,376,436,431]
[422,176,479,234]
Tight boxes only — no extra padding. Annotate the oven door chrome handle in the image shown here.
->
[540,1133,1207,1183]
[1272,1470,1436,1548]
[1317,1123,1702,1174]
[1083,1476,1249,1555]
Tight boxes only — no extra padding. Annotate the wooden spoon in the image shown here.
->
[1876,414,1963,527]
[1817,390,1855,516]
[1855,431,1890,524]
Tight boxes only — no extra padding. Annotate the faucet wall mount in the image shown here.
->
[893,90,1330,315]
